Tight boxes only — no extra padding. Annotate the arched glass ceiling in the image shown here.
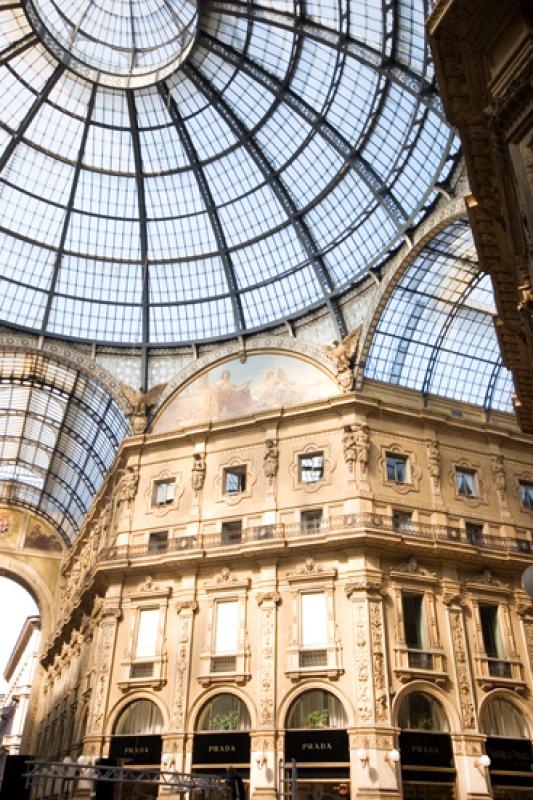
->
[365,219,515,413]
[0,0,457,345]
[0,352,130,544]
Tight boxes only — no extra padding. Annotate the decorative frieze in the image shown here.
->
[257,592,280,726]
[173,601,198,729]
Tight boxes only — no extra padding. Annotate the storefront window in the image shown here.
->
[197,694,251,731]
[114,700,163,736]
[286,690,347,729]
[398,692,449,731]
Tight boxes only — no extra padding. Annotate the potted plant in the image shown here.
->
[306,709,330,728]
[211,710,240,730]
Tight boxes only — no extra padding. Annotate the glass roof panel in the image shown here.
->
[0,0,455,345]
[365,220,515,412]
[0,352,130,543]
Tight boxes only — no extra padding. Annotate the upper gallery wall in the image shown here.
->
[0,0,457,345]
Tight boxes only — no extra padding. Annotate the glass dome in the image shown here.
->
[0,0,455,345]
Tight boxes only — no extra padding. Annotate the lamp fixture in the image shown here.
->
[385,748,401,766]
[476,754,491,772]
[356,747,369,768]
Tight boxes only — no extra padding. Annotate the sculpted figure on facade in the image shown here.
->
[323,328,361,392]
[355,423,370,478]
[116,466,138,506]
[492,454,507,500]
[427,440,441,485]
[191,452,206,492]
[263,439,279,480]
[342,426,357,475]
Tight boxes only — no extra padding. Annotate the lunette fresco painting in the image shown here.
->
[155,354,339,432]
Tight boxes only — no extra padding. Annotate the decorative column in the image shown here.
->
[345,578,400,800]
[162,599,198,793]
[251,592,280,800]
[443,591,490,800]
[83,606,121,757]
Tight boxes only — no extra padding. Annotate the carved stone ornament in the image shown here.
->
[380,443,422,494]
[467,569,509,590]
[191,453,206,492]
[115,466,139,505]
[448,609,476,730]
[257,591,281,606]
[345,579,384,597]
[322,328,361,392]
[119,382,166,434]
[263,439,279,480]
[286,558,336,582]
[426,440,441,485]
[491,454,507,501]
[390,558,435,578]
[342,426,357,475]
[176,600,198,614]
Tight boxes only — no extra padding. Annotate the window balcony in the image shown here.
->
[475,656,526,692]
[286,643,343,682]
[394,647,447,684]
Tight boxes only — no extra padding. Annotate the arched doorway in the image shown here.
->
[398,692,455,800]
[481,697,533,799]
[192,694,251,785]
[284,689,349,800]
[108,699,164,800]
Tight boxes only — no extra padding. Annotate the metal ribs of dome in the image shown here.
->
[365,220,515,414]
[0,0,457,346]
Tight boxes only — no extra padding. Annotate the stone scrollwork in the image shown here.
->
[173,601,197,728]
[448,608,476,730]
[369,599,389,723]
[258,592,280,726]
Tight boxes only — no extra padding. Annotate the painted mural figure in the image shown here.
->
[210,370,253,418]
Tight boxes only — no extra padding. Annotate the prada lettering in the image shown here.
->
[124,746,149,755]
[412,745,439,755]
[209,745,237,753]
[302,742,333,751]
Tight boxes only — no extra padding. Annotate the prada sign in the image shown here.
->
[400,732,454,769]
[285,730,349,763]
[486,737,533,784]
[193,733,250,765]
[109,735,162,765]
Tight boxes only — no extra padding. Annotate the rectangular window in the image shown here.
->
[519,481,533,509]
[479,604,504,659]
[148,531,168,553]
[301,592,328,647]
[465,522,483,545]
[386,454,408,482]
[301,508,323,534]
[299,453,324,483]
[221,520,242,545]
[214,600,239,653]
[392,510,412,532]
[402,593,432,669]
[402,593,426,649]
[456,467,477,497]
[135,608,159,659]
[153,480,174,506]
[224,466,246,494]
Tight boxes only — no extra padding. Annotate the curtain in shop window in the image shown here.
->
[197,693,251,731]
[482,700,528,738]
[115,700,163,735]
[286,690,347,728]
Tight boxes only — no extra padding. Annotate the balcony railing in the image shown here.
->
[476,656,525,690]
[487,658,513,679]
[407,650,434,670]
[96,514,532,562]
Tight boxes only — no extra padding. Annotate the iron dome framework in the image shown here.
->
[0,0,457,346]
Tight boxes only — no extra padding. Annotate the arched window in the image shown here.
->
[398,692,449,732]
[286,690,348,729]
[114,700,163,736]
[197,694,251,731]
[481,699,529,738]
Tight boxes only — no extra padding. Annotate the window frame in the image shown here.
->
[519,480,533,509]
[223,465,247,495]
[386,453,409,483]
[455,467,478,497]
[152,478,175,507]
[298,452,325,484]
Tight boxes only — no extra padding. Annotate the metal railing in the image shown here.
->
[96,514,532,562]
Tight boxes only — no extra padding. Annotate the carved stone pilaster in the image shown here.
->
[348,589,373,724]
[446,601,476,730]
[173,601,198,729]
[257,592,280,727]
[86,608,120,736]
[369,597,390,723]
